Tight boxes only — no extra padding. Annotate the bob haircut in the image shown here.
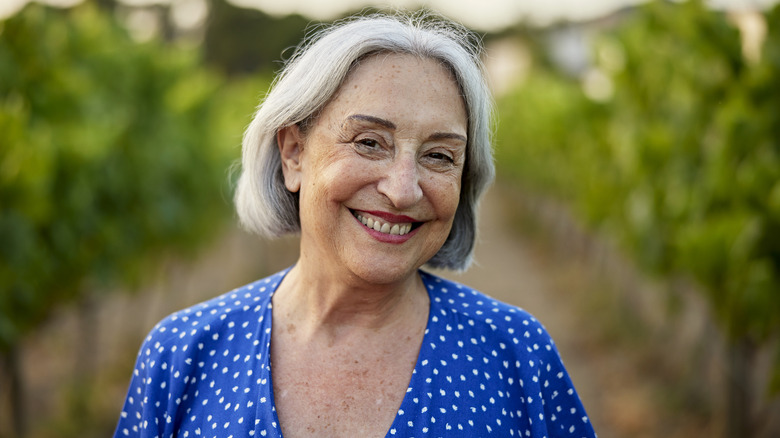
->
[234,12,495,271]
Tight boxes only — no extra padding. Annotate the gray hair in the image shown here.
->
[234,12,495,271]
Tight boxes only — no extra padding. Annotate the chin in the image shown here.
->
[346,258,424,286]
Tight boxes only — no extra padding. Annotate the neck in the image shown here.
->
[272,259,427,338]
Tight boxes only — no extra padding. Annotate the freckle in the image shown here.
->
[286,323,296,333]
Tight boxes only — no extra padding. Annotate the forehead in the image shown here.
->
[346,52,457,90]
[317,52,467,133]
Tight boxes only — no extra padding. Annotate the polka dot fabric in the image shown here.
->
[115,268,596,437]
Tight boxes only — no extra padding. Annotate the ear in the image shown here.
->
[277,125,304,193]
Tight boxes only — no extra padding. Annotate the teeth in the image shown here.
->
[353,212,414,236]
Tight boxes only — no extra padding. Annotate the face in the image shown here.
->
[279,53,468,286]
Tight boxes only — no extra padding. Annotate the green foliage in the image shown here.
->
[0,3,235,352]
[496,0,779,357]
[203,0,311,75]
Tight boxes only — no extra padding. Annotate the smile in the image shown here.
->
[351,211,415,235]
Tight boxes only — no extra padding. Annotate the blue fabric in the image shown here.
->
[115,268,596,437]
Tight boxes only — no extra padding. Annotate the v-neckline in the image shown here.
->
[262,267,436,438]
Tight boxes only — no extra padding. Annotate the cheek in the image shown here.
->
[305,155,374,205]
[424,174,462,218]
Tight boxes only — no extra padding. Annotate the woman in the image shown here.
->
[115,13,596,438]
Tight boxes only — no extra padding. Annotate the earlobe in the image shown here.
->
[278,125,304,193]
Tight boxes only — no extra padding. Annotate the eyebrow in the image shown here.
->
[429,132,467,144]
[346,114,396,130]
[345,114,467,144]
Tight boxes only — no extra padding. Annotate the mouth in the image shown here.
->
[350,210,422,236]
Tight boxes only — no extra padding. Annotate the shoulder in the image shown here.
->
[419,270,566,374]
[420,270,554,348]
[418,271,596,437]
[114,269,288,437]
[137,268,287,365]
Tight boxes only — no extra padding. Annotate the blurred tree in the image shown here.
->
[606,4,778,434]
[496,1,779,436]
[0,3,231,436]
[203,0,310,75]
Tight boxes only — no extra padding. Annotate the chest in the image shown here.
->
[270,333,422,438]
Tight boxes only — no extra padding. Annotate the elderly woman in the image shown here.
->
[115,13,595,438]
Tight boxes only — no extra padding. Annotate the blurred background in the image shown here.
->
[1,0,779,437]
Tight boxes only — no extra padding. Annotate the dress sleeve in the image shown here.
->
[529,319,596,438]
[113,326,178,438]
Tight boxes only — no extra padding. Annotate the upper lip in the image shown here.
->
[354,209,419,223]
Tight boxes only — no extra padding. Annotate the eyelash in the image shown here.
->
[427,151,454,163]
[356,138,380,149]
[352,137,456,165]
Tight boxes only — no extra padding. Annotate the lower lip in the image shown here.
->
[354,215,418,244]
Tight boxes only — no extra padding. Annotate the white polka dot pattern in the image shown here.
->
[114,268,596,437]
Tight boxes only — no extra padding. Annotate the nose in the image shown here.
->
[376,151,423,209]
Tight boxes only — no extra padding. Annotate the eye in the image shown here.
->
[351,136,390,160]
[356,138,380,149]
[427,151,454,163]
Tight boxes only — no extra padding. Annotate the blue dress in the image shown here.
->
[114,268,596,437]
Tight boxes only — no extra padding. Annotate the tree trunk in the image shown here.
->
[1,345,26,438]
[71,291,99,423]
[726,336,754,438]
